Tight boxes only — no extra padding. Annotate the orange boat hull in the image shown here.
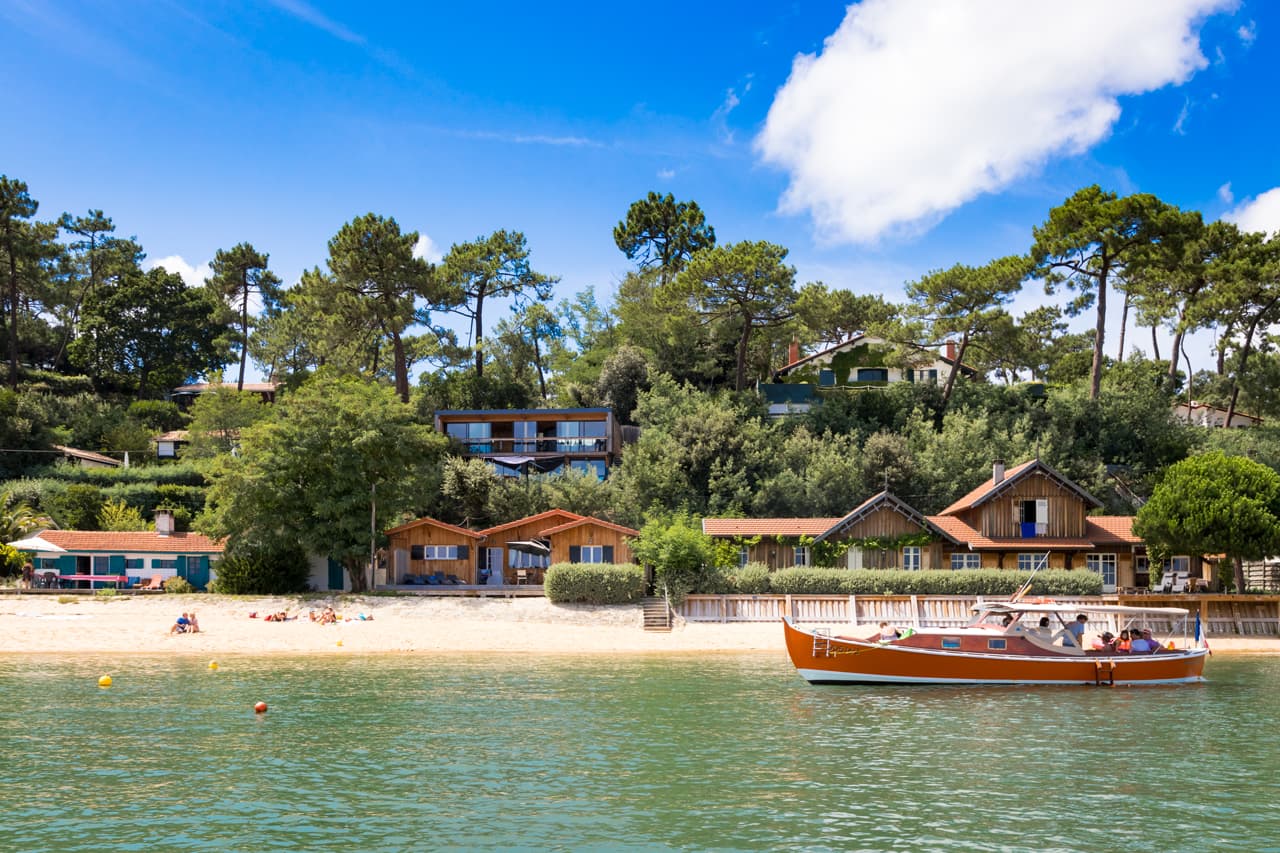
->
[783,618,1207,685]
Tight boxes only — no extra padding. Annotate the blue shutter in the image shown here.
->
[569,546,581,563]
[457,545,469,560]
[602,545,614,564]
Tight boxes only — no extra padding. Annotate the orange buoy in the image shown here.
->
[254,701,268,714]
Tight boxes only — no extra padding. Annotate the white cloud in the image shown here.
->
[1173,97,1192,134]
[756,0,1233,244]
[147,255,212,287]
[657,168,676,180]
[1224,187,1280,236]
[413,233,443,264]
[1238,20,1256,46]
[1217,181,1233,205]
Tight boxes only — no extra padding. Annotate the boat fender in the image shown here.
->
[899,628,915,639]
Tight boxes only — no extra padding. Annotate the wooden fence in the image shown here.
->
[678,594,1280,637]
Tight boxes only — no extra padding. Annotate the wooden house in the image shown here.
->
[701,518,841,569]
[384,517,486,584]
[476,510,585,584]
[540,517,639,567]
[925,460,1153,591]
[435,407,621,480]
[54,444,121,469]
[169,381,278,409]
[814,491,960,570]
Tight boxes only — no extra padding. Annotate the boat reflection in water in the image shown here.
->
[783,600,1209,686]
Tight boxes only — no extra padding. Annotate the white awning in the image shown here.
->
[506,539,551,555]
[7,536,66,553]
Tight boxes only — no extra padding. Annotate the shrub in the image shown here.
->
[164,576,194,594]
[734,563,772,594]
[543,562,645,604]
[766,568,1103,596]
[208,544,311,595]
[698,562,773,594]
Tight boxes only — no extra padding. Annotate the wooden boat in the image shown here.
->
[783,601,1208,686]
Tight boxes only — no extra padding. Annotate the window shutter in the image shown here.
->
[411,545,424,560]
[603,545,614,564]
[569,545,581,563]
[457,545,468,560]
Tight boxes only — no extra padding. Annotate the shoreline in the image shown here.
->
[2,593,1277,656]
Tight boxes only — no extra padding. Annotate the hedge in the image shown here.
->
[543,562,646,604]
[697,562,772,594]
[765,569,1103,597]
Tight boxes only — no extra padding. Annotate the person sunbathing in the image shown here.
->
[318,607,337,625]
[170,613,192,634]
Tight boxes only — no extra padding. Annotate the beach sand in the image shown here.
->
[1,593,1275,656]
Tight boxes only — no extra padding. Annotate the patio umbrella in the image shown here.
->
[6,535,66,553]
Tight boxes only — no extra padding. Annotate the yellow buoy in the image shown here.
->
[98,675,112,688]
[336,640,343,647]
[208,661,219,670]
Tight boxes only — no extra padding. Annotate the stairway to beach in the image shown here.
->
[642,597,672,632]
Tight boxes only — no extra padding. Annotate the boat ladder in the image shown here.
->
[812,627,832,658]
[1093,659,1116,687]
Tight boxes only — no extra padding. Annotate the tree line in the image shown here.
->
[4,177,1280,590]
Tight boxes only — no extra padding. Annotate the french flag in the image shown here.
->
[1195,611,1211,654]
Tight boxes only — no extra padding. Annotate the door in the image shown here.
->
[486,548,504,585]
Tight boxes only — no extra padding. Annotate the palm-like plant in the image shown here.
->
[0,500,56,543]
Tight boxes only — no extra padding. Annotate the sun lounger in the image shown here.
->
[446,574,463,585]
[1156,572,1174,593]
[1170,571,1190,594]
[141,575,165,591]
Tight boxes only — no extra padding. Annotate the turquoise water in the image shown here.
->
[2,653,1278,852]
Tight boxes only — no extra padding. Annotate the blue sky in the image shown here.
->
[2,0,1277,380]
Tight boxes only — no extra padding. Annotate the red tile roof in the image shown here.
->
[383,517,486,538]
[939,460,1039,515]
[539,517,639,537]
[37,530,224,553]
[478,510,585,536]
[1086,516,1142,545]
[702,518,842,537]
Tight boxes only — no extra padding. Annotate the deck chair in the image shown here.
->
[445,574,463,585]
[515,569,529,585]
[142,574,165,591]
[1156,572,1175,593]
[1170,571,1190,594]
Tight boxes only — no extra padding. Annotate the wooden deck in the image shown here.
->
[679,593,1280,636]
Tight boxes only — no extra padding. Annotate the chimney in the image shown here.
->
[945,340,956,361]
[788,338,800,366]
[992,460,1005,484]
[155,509,175,537]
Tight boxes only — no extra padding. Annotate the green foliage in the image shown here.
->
[15,370,94,397]
[767,568,1102,596]
[0,542,21,574]
[629,512,711,602]
[698,562,772,594]
[163,575,194,594]
[1136,451,1280,591]
[543,562,645,604]
[0,388,57,477]
[613,192,715,276]
[200,374,448,592]
[47,483,104,530]
[208,543,310,595]
[184,386,268,459]
[97,498,149,531]
[127,400,186,433]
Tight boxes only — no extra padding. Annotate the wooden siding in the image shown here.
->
[829,506,924,540]
[386,527,478,584]
[740,538,808,570]
[549,524,634,565]
[957,473,1090,538]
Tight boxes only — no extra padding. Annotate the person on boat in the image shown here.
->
[1131,628,1161,653]
[1064,614,1088,647]
[1116,629,1133,653]
[876,622,900,642]
[1033,616,1053,638]
[1092,631,1116,652]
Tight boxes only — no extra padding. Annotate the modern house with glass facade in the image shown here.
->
[434,408,621,480]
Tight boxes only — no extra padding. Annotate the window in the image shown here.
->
[855,368,888,382]
[157,441,177,458]
[1086,553,1117,589]
[446,422,491,453]
[1163,555,1191,573]
[909,368,938,384]
[152,559,178,569]
[902,546,921,571]
[1018,499,1049,536]
[580,546,605,564]
[950,553,981,570]
[124,558,144,570]
[739,546,750,568]
[556,420,607,452]
[988,638,1007,650]
[411,545,459,560]
[513,420,537,453]
[818,368,835,386]
[794,546,810,567]
[1017,553,1049,572]
[37,557,57,570]
[941,638,961,649]
[570,460,608,480]
[509,550,549,569]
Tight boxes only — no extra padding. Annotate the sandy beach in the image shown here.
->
[1,593,1276,656]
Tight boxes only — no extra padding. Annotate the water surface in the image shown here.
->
[3,653,1277,851]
